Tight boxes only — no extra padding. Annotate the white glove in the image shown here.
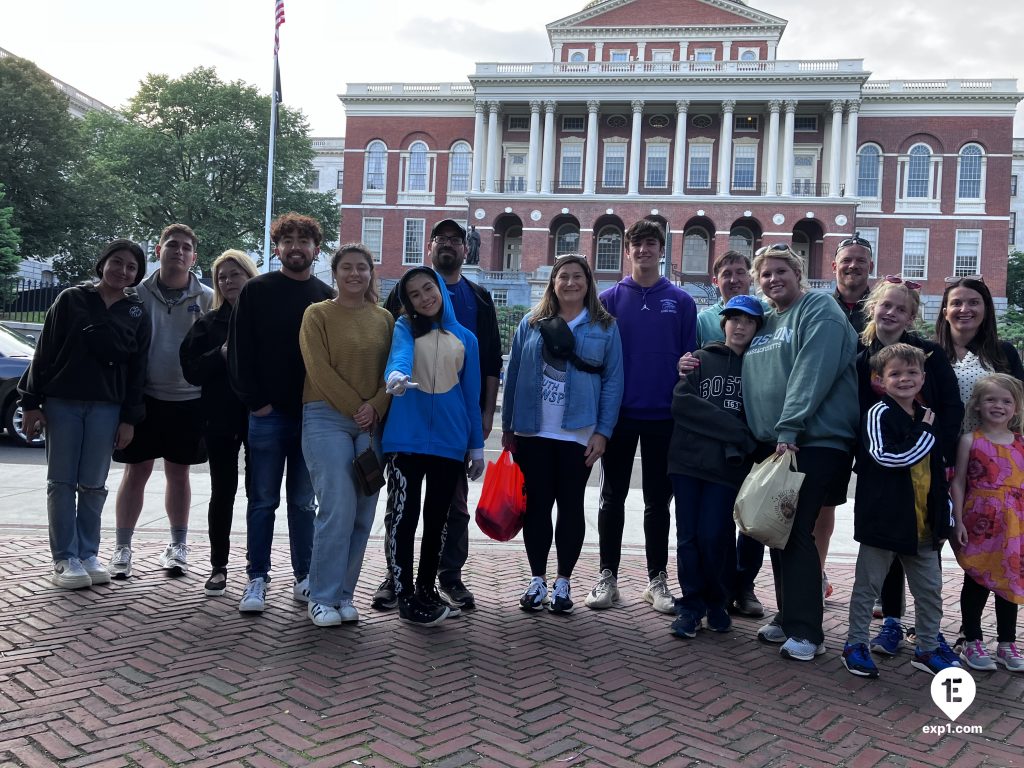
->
[385,371,420,396]
[467,458,484,481]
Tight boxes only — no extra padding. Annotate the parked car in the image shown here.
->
[0,322,43,447]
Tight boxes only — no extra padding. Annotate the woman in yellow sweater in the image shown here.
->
[299,243,394,627]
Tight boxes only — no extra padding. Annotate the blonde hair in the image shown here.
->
[751,246,809,306]
[965,374,1024,433]
[860,280,921,347]
[529,254,614,329]
[211,250,258,308]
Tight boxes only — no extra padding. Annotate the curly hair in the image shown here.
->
[270,212,323,247]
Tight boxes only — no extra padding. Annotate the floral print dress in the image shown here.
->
[955,431,1024,605]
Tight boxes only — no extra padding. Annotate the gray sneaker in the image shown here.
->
[239,577,268,613]
[52,558,92,589]
[158,543,189,575]
[780,637,827,661]
[757,621,787,644]
[108,546,133,580]
[584,569,619,609]
[641,571,676,614]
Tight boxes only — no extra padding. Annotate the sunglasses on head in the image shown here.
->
[836,233,872,253]
[884,274,921,290]
[945,274,984,283]
[754,243,793,257]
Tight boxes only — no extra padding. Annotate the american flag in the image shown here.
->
[274,0,286,54]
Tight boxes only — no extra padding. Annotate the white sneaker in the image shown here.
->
[80,556,110,585]
[308,602,342,627]
[108,546,133,579]
[585,568,620,609]
[293,577,310,603]
[339,603,359,623]
[239,577,268,613]
[52,558,92,589]
[641,571,676,614]
[158,543,189,575]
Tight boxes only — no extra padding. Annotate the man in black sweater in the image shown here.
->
[229,212,334,614]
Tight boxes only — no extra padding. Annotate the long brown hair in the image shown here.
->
[529,254,614,329]
[935,278,1008,372]
[331,243,379,304]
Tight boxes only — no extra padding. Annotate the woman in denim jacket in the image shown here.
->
[502,254,624,614]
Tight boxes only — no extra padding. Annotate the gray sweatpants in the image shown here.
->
[847,540,944,653]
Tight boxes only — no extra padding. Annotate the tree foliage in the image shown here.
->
[1007,250,1024,310]
[0,184,21,280]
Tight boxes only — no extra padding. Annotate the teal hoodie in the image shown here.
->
[741,291,859,450]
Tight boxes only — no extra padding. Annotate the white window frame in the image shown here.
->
[555,223,580,257]
[794,115,818,132]
[558,139,584,188]
[360,217,383,264]
[644,140,670,188]
[856,227,880,278]
[506,115,530,132]
[953,229,982,276]
[897,143,942,213]
[901,228,929,279]
[567,49,588,63]
[687,140,714,189]
[596,226,622,272]
[734,115,759,132]
[447,141,472,196]
[651,49,674,61]
[737,47,759,61]
[609,50,630,62]
[404,141,430,193]
[602,139,627,188]
[728,227,754,258]
[402,218,425,266]
[682,227,710,274]
[955,143,987,213]
[694,48,715,62]
[491,289,509,307]
[362,140,388,201]
[336,169,344,189]
[856,143,883,208]
[502,144,530,192]
[561,115,585,132]
[732,140,758,191]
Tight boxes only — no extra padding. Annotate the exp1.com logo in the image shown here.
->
[921,668,983,736]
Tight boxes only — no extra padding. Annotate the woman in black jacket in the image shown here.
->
[179,250,257,596]
[19,239,150,589]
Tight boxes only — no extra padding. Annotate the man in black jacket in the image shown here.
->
[379,219,502,610]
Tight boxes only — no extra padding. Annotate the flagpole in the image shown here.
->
[262,0,284,273]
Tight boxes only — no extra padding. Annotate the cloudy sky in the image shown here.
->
[5,0,1023,136]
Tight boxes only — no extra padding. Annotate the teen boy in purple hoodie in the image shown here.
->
[586,219,697,613]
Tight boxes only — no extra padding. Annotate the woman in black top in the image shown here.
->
[179,250,258,596]
[19,239,150,589]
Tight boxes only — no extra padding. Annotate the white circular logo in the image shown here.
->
[474,208,486,220]
[530,210,542,221]
[773,213,786,225]
[931,667,976,722]
[835,214,848,226]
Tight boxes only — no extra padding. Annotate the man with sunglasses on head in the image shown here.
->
[378,219,502,612]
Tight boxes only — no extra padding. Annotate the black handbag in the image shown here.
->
[537,316,604,374]
[353,433,385,496]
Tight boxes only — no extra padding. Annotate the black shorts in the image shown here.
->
[822,451,854,507]
[113,395,207,465]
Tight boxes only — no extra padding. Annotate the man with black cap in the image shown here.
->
[378,218,501,610]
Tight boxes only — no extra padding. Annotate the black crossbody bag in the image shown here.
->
[537,316,604,374]
[353,431,386,496]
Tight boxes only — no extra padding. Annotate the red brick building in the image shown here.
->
[340,0,1021,313]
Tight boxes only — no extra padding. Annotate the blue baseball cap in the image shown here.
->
[719,295,764,318]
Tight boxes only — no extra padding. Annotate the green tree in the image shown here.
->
[0,55,83,261]
[92,67,338,272]
[1007,250,1024,310]
[0,184,21,279]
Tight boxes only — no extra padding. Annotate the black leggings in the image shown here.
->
[960,573,1019,643]
[514,436,592,579]
[206,431,248,569]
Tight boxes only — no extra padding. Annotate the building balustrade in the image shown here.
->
[474,59,865,78]
[476,179,848,198]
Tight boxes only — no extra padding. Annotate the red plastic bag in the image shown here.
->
[474,449,527,542]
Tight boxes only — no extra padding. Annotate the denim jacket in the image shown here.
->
[502,313,624,438]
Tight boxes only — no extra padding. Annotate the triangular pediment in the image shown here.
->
[548,0,787,30]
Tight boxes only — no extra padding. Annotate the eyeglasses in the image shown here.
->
[836,234,873,252]
[884,274,922,290]
[754,243,793,257]
[432,235,464,246]
[945,274,984,283]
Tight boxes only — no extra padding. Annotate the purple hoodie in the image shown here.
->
[599,276,696,420]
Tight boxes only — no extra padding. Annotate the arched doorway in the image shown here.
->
[680,215,716,278]
[591,214,626,277]
[792,219,825,280]
[493,213,523,272]
[728,217,763,259]
[549,214,582,265]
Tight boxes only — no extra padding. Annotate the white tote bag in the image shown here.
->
[733,452,806,549]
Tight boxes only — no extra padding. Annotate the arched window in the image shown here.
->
[728,227,753,258]
[739,50,757,61]
[569,52,586,63]
[449,141,471,193]
[364,140,387,191]
[555,224,580,257]
[682,227,709,274]
[596,226,622,272]
[857,144,881,198]
[408,141,428,192]
[958,143,984,199]
[906,144,931,198]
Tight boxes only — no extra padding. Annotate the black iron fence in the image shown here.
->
[0,278,70,323]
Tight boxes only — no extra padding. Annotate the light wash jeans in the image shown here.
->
[44,398,120,561]
[302,401,381,606]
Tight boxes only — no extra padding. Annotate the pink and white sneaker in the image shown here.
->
[996,642,1024,672]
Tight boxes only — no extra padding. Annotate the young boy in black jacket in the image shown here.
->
[841,343,962,678]
[667,295,761,638]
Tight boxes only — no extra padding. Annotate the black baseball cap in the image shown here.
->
[430,219,467,242]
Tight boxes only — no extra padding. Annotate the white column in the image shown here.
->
[553,44,563,62]
[527,100,541,194]
[627,100,644,195]
[679,41,688,61]
[636,42,646,61]
[584,100,600,194]
[844,99,861,197]
[767,41,777,60]
[717,99,736,196]
[672,99,689,195]
[471,102,486,194]
[781,99,797,197]
[723,41,733,60]
[765,99,781,195]
[541,100,556,194]
[485,101,500,193]
[594,42,604,62]
[828,99,844,197]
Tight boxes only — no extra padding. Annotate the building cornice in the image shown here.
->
[550,24,783,41]
[546,0,787,34]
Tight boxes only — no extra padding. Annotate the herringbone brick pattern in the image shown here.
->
[1,530,1022,767]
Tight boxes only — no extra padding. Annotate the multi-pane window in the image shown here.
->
[734,115,759,132]
[596,227,622,271]
[687,143,712,188]
[901,228,929,279]
[1013,176,1019,197]
[953,230,982,276]
[906,144,932,198]
[491,289,508,307]
[728,227,753,258]
[682,228,709,273]
[307,170,320,189]
[957,144,983,199]
[449,141,471,193]
[560,143,583,187]
[555,224,580,257]
[365,140,387,190]
[857,144,881,198]
[856,227,880,277]
[336,170,344,189]
[1011,212,1017,245]
[403,219,425,265]
[562,116,585,132]
[794,116,818,132]
[645,143,669,187]
[610,51,629,62]
[407,141,428,192]
[732,144,757,190]
[507,115,529,131]
[360,218,383,264]
[603,143,626,187]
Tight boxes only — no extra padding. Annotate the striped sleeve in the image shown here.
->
[864,401,936,468]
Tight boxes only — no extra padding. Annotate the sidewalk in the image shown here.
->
[0,461,1021,767]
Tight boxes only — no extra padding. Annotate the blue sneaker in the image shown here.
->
[671,609,702,638]
[842,642,879,678]
[519,577,548,611]
[870,617,904,657]
[780,637,827,661]
[911,638,963,675]
[547,577,574,614]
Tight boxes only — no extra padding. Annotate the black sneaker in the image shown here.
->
[733,588,765,618]
[438,579,475,610]
[204,567,228,597]
[419,585,461,618]
[372,577,397,610]
[548,577,574,614]
[398,595,449,627]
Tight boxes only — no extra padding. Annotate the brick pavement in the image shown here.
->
[0,530,1022,768]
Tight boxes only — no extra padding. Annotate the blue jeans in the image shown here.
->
[302,402,381,606]
[44,398,120,561]
[671,473,739,617]
[246,409,316,582]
